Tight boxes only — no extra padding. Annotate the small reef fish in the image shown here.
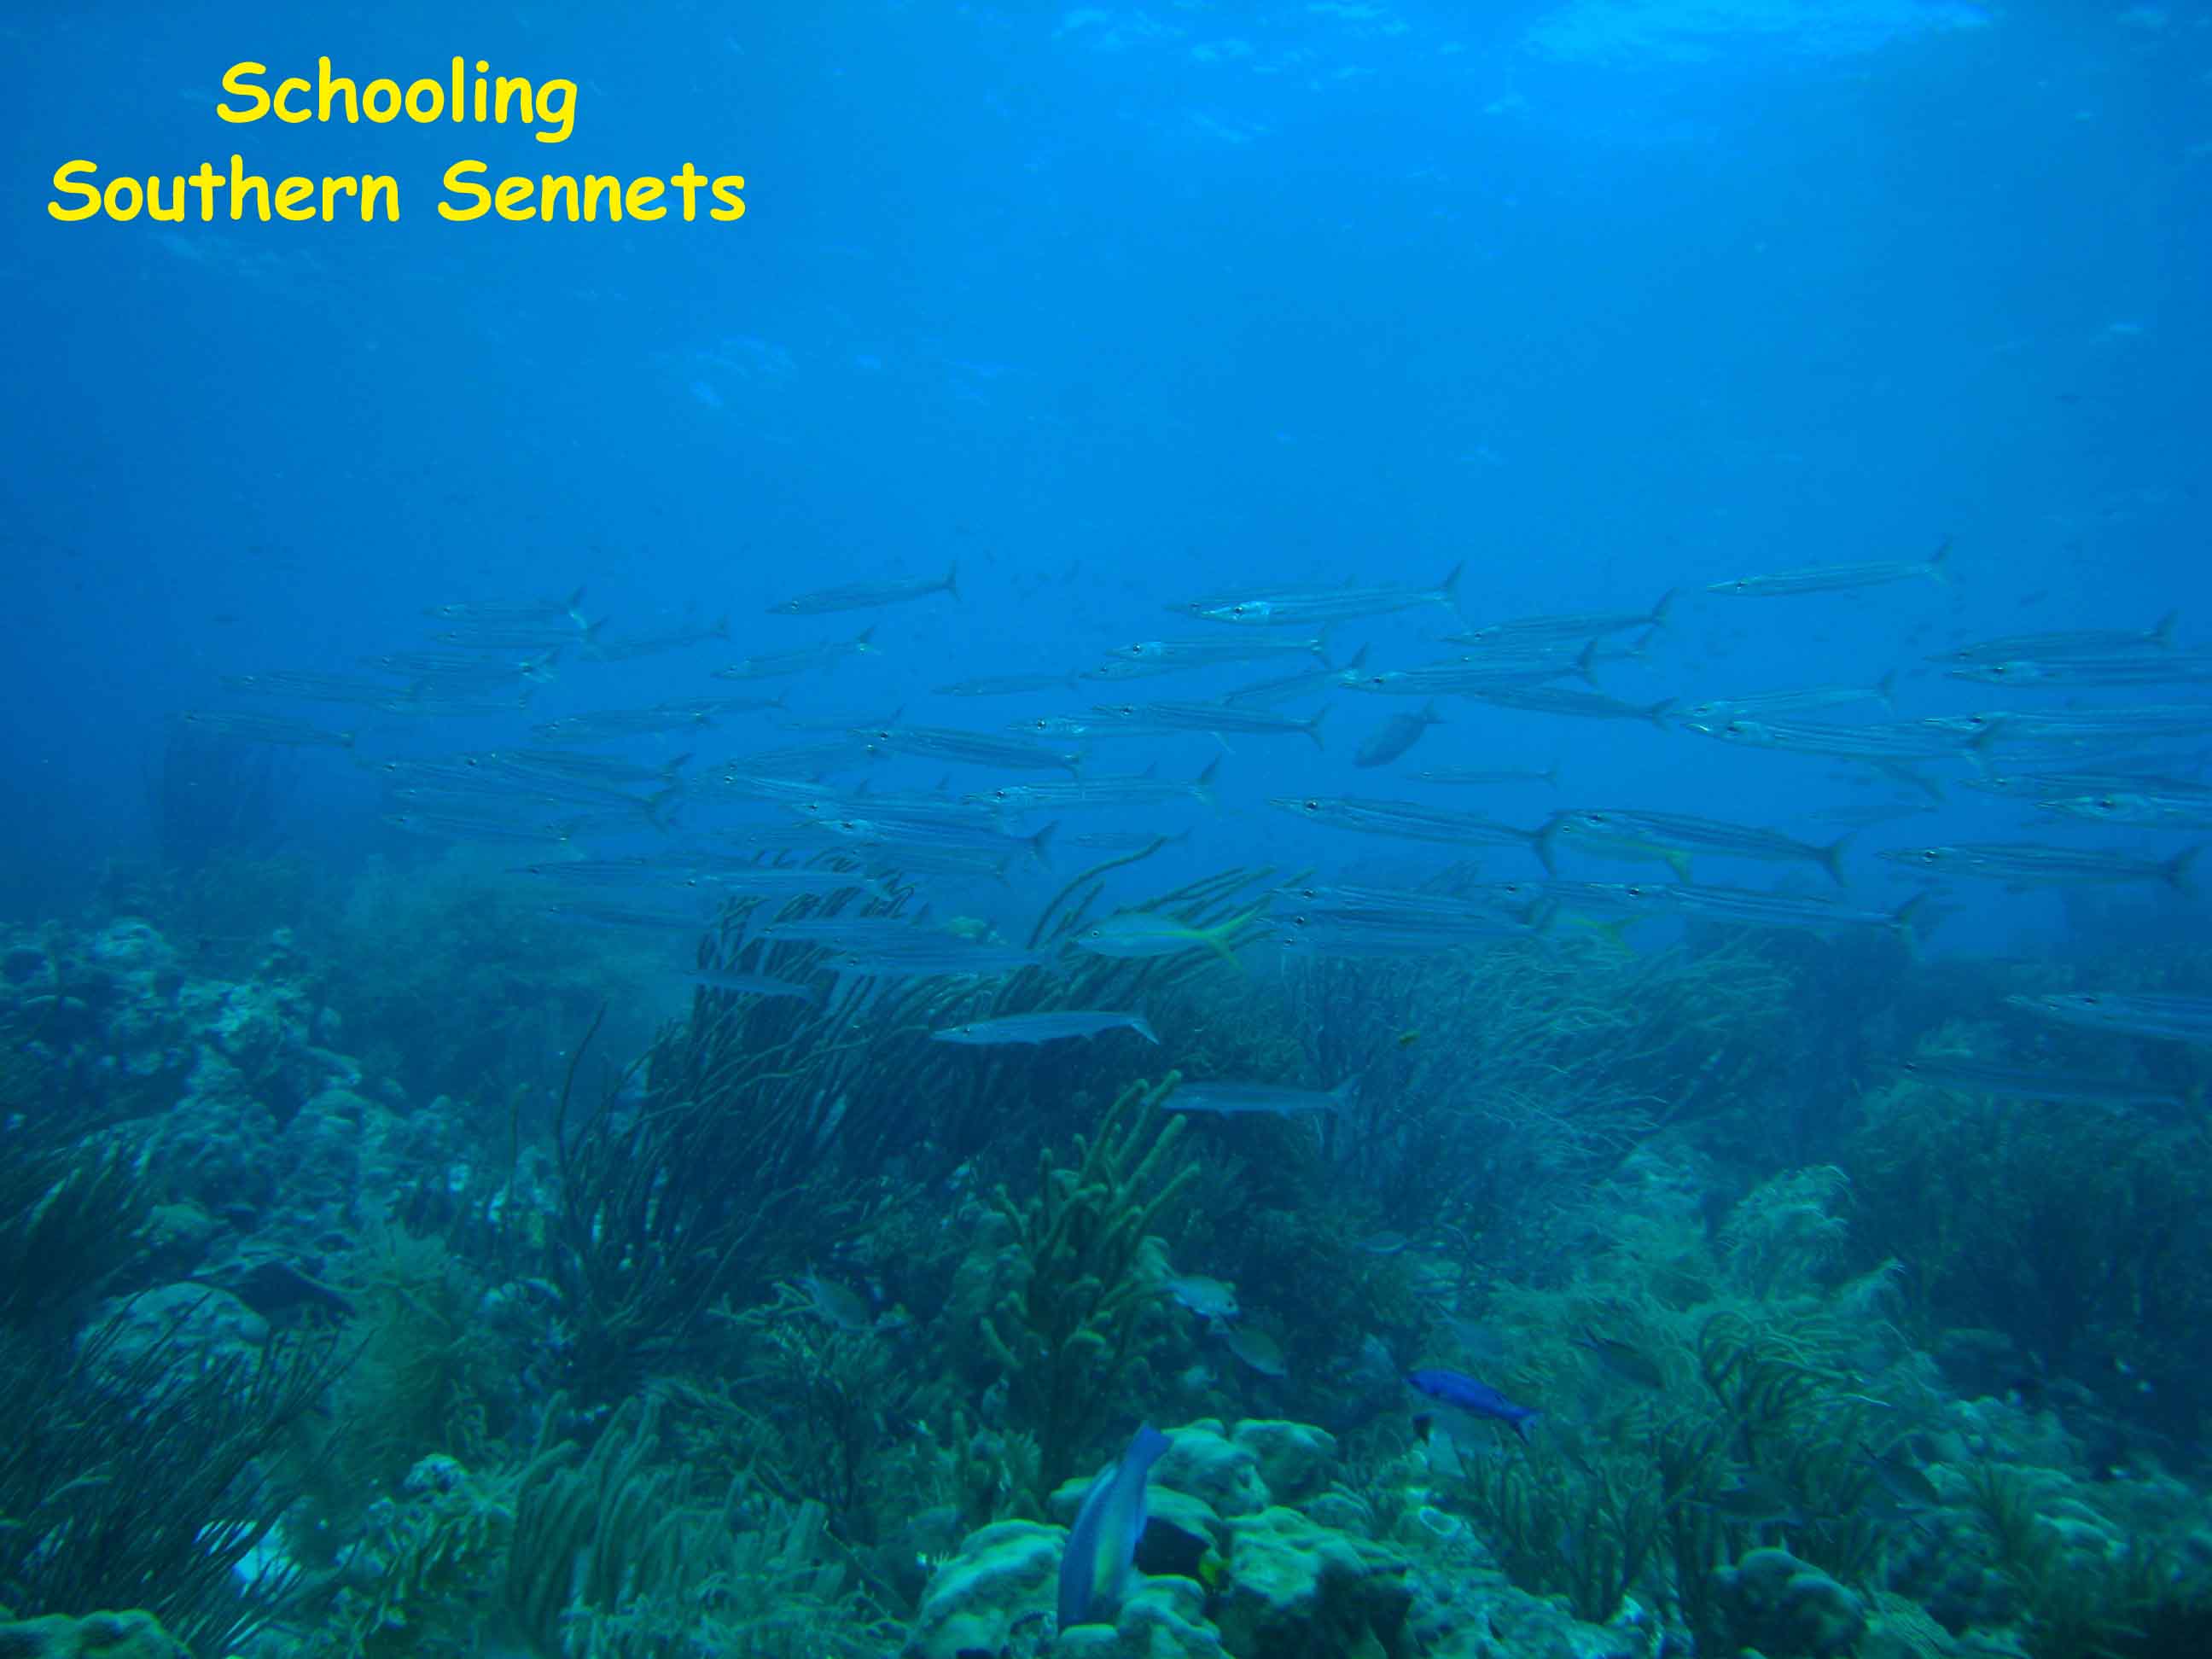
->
[1163,1076,1359,1117]
[930,1011,1159,1046]
[768,564,958,615]
[1707,538,1950,597]
[1215,1322,1288,1379]
[799,1268,876,1333]
[1407,1366,1540,1442]
[1163,1276,1240,1320]
[1058,1423,1173,1632]
[1571,1328,1668,1390]
[1353,701,1445,769]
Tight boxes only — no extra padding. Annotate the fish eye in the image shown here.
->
[1303,799,1320,812]
[2095,796,2119,812]
[1917,849,1941,863]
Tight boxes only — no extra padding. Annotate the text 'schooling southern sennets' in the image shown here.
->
[47,58,748,225]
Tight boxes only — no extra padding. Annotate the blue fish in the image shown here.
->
[1058,1423,1172,1631]
[1407,1366,1540,1442]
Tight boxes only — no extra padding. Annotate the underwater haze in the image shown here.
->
[4,3,2212,1656]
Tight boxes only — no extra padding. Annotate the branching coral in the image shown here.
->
[979,1074,1194,1499]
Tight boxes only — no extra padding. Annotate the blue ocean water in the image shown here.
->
[4,3,2211,1656]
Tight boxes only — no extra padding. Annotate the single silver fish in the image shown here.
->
[1417,765,1561,788]
[177,711,356,748]
[685,969,821,1005]
[934,671,1079,696]
[1448,590,1676,646]
[1537,809,1851,887]
[426,587,587,625]
[861,723,1084,775]
[713,629,878,680]
[2005,991,2212,1046]
[1091,699,1328,750]
[1354,701,1446,769]
[1183,563,1462,627]
[768,564,958,615]
[1680,672,1896,724]
[1707,538,1950,597]
[1472,685,1673,727]
[587,614,733,661]
[1072,910,1255,963]
[1165,1076,1360,1116]
[1877,842,2197,892]
[1268,795,1542,857]
[1930,613,2177,667]
[930,1011,1159,1046]
[1888,1056,2191,1113]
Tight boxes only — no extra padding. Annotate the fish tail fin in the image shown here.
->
[1437,561,1466,620]
[1662,848,1695,884]
[1516,1412,1541,1444]
[1532,814,1562,876]
[713,613,731,640]
[2165,846,2201,896]
[643,787,684,832]
[1195,755,1224,813]
[943,562,960,602]
[1650,587,1678,629]
[1344,642,1371,673]
[2152,609,2180,648]
[1924,537,1953,585]
[853,626,878,653]
[1888,894,1927,961]
[1305,705,1329,751]
[1819,835,1853,888]
[1644,697,1675,730]
[1027,819,1059,870]
[661,751,694,780]
[1327,1074,1363,1114]
[1575,639,1602,687]
[1875,668,1898,710]
[578,614,608,645]
[1541,762,1560,788]
[565,585,589,623]
[1132,1015,1161,1045]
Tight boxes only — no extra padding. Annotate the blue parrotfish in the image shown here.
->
[1058,1423,1173,1631]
